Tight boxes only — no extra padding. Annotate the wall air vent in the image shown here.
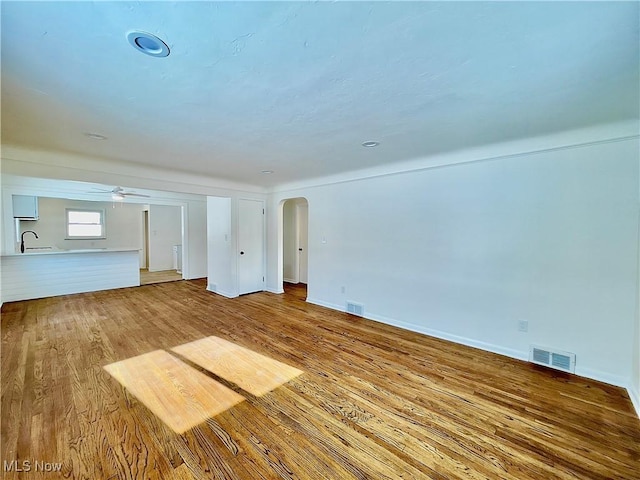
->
[529,345,576,374]
[346,302,364,317]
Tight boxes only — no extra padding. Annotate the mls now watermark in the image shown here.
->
[4,459,63,473]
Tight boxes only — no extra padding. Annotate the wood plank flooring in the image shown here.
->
[140,269,183,285]
[1,280,639,479]
[171,336,303,397]
[104,349,245,434]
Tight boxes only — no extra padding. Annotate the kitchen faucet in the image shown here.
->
[20,230,38,253]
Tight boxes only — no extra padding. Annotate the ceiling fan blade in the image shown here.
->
[123,192,150,198]
[86,186,151,198]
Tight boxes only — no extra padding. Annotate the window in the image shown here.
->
[66,209,105,239]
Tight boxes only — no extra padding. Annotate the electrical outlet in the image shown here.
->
[518,320,529,333]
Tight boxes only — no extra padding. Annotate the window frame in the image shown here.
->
[65,208,106,239]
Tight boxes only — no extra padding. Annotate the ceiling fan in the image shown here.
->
[90,186,150,200]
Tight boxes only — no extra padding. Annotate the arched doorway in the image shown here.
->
[281,198,309,295]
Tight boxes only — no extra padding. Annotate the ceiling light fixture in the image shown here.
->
[362,141,380,148]
[84,132,107,140]
[112,192,125,201]
[261,170,274,174]
[127,31,170,57]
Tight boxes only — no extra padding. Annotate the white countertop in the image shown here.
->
[2,248,140,257]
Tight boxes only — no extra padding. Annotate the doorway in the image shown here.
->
[140,204,184,285]
[282,198,309,288]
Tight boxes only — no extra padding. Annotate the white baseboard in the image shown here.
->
[283,278,298,284]
[306,297,342,311]
[307,297,528,362]
[206,286,237,299]
[266,287,285,294]
[368,311,529,363]
[306,296,638,413]
[574,366,627,389]
[184,276,204,281]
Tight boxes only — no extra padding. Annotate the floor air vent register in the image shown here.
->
[346,302,364,317]
[529,345,576,374]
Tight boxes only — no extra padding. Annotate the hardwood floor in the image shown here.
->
[1,281,639,479]
[140,269,183,285]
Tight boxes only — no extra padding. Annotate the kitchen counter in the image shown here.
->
[1,248,139,257]
[1,248,140,303]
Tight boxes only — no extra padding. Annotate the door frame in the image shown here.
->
[278,197,309,293]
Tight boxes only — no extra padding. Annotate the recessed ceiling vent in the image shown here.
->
[346,302,364,317]
[529,345,576,374]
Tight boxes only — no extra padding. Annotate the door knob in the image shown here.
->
[240,251,245,255]
[298,248,303,252]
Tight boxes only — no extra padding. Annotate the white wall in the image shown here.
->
[1,145,266,197]
[147,204,182,272]
[207,197,238,297]
[207,196,235,297]
[268,136,640,390]
[206,196,267,297]
[17,197,143,252]
[632,298,640,414]
[185,200,208,279]
[632,201,640,415]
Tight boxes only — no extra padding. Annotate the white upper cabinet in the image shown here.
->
[13,195,39,220]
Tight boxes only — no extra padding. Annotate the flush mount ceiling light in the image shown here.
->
[261,170,274,174]
[362,141,380,148]
[84,132,107,140]
[127,31,170,57]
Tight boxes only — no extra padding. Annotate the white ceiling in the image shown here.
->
[2,1,638,188]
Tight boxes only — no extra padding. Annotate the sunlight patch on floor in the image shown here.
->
[104,350,244,434]
[172,336,304,397]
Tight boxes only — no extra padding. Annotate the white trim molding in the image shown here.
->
[206,285,238,299]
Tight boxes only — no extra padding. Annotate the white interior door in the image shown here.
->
[297,203,308,284]
[238,199,265,295]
